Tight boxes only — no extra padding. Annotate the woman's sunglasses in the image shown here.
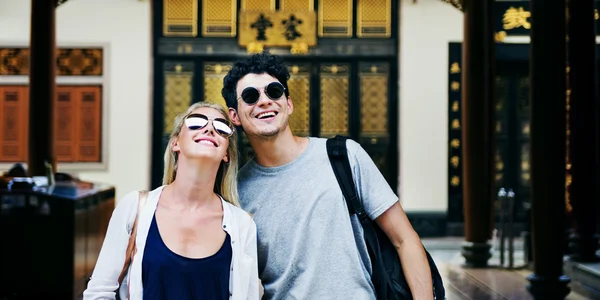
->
[184,113,235,137]
[238,82,286,105]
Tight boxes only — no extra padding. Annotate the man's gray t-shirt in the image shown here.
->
[238,137,398,300]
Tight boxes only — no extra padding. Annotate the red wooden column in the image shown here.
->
[460,0,495,267]
[567,0,599,264]
[27,0,58,176]
[526,0,571,298]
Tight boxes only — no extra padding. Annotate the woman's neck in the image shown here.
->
[167,158,221,211]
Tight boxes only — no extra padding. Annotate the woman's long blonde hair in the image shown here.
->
[162,102,240,207]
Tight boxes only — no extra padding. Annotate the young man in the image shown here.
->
[222,53,433,300]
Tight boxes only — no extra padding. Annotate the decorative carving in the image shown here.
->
[439,0,463,11]
[241,0,275,11]
[203,63,232,109]
[0,48,28,75]
[57,49,103,76]
[0,48,103,76]
[360,63,388,137]
[164,64,193,134]
[318,0,352,37]
[164,0,198,37]
[320,64,349,137]
[286,64,310,136]
[280,0,313,11]
[202,0,236,37]
[357,0,391,38]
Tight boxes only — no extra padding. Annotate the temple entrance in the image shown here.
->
[150,0,399,190]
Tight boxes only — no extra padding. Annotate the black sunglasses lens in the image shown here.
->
[241,87,260,104]
[266,82,285,99]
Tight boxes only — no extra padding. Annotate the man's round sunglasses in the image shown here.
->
[184,113,235,137]
[238,82,286,105]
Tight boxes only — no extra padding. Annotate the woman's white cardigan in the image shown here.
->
[83,186,259,300]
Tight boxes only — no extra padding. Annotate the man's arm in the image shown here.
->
[375,202,433,300]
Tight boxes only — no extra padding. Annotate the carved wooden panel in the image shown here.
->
[287,64,310,136]
[241,0,275,10]
[164,62,193,134]
[76,87,102,162]
[320,64,349,137]
[318,0,352,37]
[360,63,388,137]
[202,0,236,37]
[280,0,313,11]
[357,0,391,37]
[0,86,28,162]
[163,0,198,37]
[0,48,29,75]
[0,48,103,76]
[56,49,103,76]
[54,87,77,162]
[0,85,102,163]
[203,62,232,109]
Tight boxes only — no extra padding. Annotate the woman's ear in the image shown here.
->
[171,137,180,153]
[223,154,229,163]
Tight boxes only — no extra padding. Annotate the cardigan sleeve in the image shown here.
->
[244,217,260,300]
[83,190,140,300]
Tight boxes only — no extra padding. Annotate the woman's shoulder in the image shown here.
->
[114,186,163,215]
[223,201,255,226]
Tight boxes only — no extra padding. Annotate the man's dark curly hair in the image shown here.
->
[221,52,290,109]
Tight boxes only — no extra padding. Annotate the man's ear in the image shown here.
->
[286,96,294,115]
[228,108,242,126]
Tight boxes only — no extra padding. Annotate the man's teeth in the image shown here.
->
[257,112,276,119]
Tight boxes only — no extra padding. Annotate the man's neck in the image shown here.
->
[249,129,309,167]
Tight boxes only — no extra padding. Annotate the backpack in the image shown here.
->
[326,135,445,300]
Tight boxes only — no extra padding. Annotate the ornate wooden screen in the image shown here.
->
[0,85,102,163]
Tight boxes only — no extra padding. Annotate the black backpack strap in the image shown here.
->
[326,135,392,299]
[326,135,368,221]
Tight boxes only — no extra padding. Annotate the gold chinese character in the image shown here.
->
[450,156,459,168]
[452,101,459,112]
[450,139,460,148]
[450,62,461,74]
[595,9,599,20]
[503,6,531,30]
[451,176,460,186]
[452,119,461,129]
[451,81,460,91]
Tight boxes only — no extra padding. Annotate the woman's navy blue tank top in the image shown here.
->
[142,213,232,299]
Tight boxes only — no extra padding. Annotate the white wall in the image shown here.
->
[399,0,463,211]
[0,0,152,201]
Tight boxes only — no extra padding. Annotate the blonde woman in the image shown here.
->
[84,102,259,300]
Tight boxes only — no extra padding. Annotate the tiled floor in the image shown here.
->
[424,237,590,300]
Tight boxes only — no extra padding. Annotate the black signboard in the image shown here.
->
[495,1,600,37]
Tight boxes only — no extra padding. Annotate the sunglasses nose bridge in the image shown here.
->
[256,87,275,105]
